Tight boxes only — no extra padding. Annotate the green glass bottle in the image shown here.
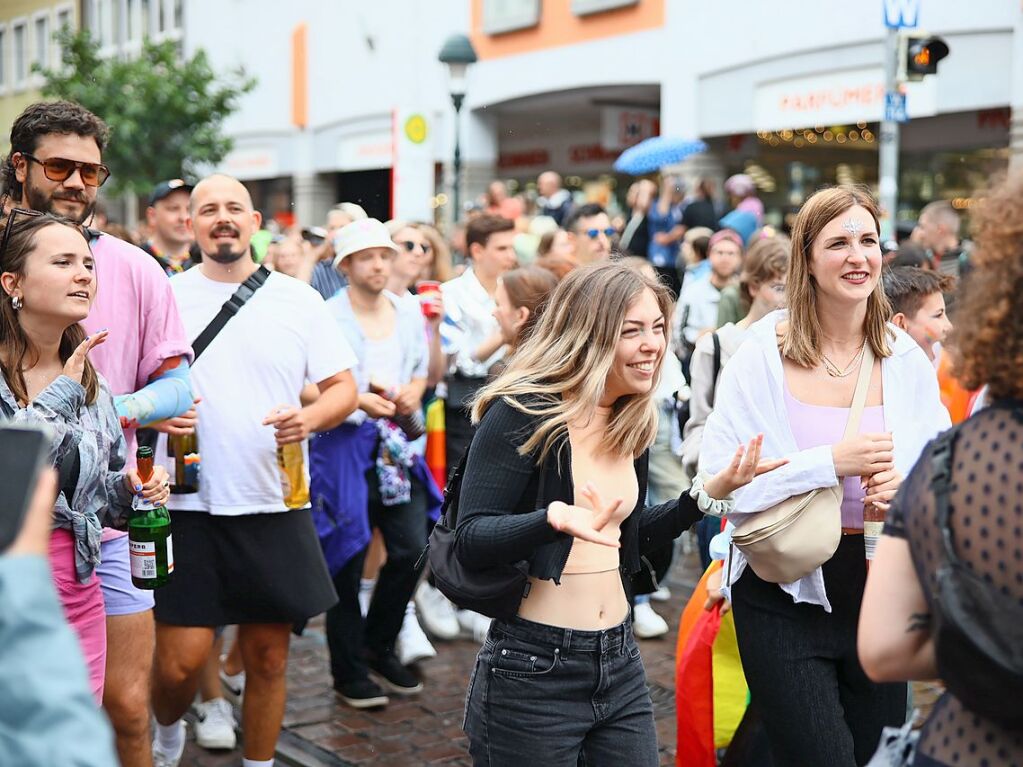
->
[128,446,174,589]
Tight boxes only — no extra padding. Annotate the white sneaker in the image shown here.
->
[415,582,460,640]
[396,608,437,666]
[633,601,670,639]
[456,609,492,643]
[649,586,672,602]
[192,697,237,751]
[219,655,246,707]
[152,721,186,767]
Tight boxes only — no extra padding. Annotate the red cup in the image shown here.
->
[416,280,442,319]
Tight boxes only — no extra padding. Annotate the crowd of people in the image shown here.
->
[0,96,1019,767]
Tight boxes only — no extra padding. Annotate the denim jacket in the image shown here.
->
[0,374,134,583]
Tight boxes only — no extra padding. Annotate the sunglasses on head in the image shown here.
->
[585,227,616,239]
[20,153,111,188]
[1,206,100,261]
[396,240,431,254]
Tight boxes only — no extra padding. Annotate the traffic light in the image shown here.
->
[901,35,950,81]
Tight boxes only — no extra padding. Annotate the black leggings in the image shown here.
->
[731,535,907,767]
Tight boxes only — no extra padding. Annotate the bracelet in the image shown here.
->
[688,470,736,517]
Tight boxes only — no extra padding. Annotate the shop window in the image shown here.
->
[572,0,639,15]
[483,0,540,35]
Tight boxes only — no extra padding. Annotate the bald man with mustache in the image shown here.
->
[150,174,358,767]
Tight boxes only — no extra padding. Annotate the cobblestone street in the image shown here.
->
[179,548,703,766]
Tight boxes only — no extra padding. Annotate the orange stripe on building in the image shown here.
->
[292,23,308,129]
[470,0,664,60]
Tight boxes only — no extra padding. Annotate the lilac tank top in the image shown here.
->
[784,387,886,529]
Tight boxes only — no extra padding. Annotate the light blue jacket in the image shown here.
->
[0,555,118,765]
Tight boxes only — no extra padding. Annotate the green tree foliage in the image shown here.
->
[36,28,256,195]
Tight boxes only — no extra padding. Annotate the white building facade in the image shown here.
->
[183,0,1022,228]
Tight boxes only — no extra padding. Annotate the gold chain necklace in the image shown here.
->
[821,341,866,378]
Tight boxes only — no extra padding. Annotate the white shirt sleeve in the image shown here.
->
[305,294,358,384]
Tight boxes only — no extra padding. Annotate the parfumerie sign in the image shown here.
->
[754,67,936,132]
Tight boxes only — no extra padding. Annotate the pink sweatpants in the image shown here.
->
[49,528,107,703]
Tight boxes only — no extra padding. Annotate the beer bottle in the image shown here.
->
[167,432,200,493]
[128,446,174,589]
[277,442,310,509]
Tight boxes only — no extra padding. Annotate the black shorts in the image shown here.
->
[154,509,338,626]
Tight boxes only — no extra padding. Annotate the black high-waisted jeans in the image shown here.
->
[731,534,907,767]
[463,615,658,766]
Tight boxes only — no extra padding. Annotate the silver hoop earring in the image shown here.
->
[11,295,22,311]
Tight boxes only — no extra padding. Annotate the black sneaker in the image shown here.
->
[334,678,389,709]
[368,652,424,695]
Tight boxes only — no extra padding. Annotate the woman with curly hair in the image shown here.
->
[859,174,1023,767]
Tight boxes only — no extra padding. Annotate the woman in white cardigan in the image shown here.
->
[698,186,950,767]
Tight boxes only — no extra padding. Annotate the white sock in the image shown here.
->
[156,721,184,754]
[242,759,274,767]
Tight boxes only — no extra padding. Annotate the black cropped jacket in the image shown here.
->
[451,397,704,585]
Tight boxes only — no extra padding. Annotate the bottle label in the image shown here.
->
[129,540,157,580]
[132,495,156,511]
[165,535,174,574]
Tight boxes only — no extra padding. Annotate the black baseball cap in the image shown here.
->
[149,179,194,206]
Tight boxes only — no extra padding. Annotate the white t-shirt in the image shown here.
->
[163,267,356,515]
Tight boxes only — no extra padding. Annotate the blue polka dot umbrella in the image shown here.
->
[613,137,708,176]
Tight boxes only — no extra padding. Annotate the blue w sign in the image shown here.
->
[882,0,921,29]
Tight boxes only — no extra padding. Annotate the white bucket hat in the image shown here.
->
[332,218,399,267]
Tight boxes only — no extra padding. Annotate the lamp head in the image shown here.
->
[438,34,478,97]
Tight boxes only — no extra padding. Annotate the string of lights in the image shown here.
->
[756,122,876,148]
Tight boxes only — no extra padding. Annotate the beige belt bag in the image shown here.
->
[731,345,875,584]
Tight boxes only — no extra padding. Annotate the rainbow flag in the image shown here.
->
[676,561,749,767]
[425,398,446,489]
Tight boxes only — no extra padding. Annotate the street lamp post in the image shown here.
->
[438,34,478,224]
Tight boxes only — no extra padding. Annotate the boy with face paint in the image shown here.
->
[882,267,955,364]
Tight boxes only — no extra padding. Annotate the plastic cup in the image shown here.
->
[416,280,442,319]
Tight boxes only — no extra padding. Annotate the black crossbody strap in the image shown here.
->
[191,266,270,362]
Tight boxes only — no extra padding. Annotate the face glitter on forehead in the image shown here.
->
[842,217,864,236]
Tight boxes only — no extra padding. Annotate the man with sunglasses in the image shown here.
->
[2,100,194,767]
[564,203,616,265]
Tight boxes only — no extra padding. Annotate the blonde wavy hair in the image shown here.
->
[472,261,673,463]
[782,185,893,367]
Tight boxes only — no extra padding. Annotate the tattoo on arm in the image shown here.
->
[906,612,932,633]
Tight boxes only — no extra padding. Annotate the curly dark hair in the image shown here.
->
[1,101,110,200]
[949,173,1023,398]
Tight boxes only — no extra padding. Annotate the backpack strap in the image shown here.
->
[709,331,722,405]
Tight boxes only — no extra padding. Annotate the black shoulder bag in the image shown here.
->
[191,266,271,362]
[424,442,538,620]
[135,265,270,452]
[929,426,1023,727]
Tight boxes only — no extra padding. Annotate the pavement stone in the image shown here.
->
[180,541,939,766]
[179,544,701,766]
